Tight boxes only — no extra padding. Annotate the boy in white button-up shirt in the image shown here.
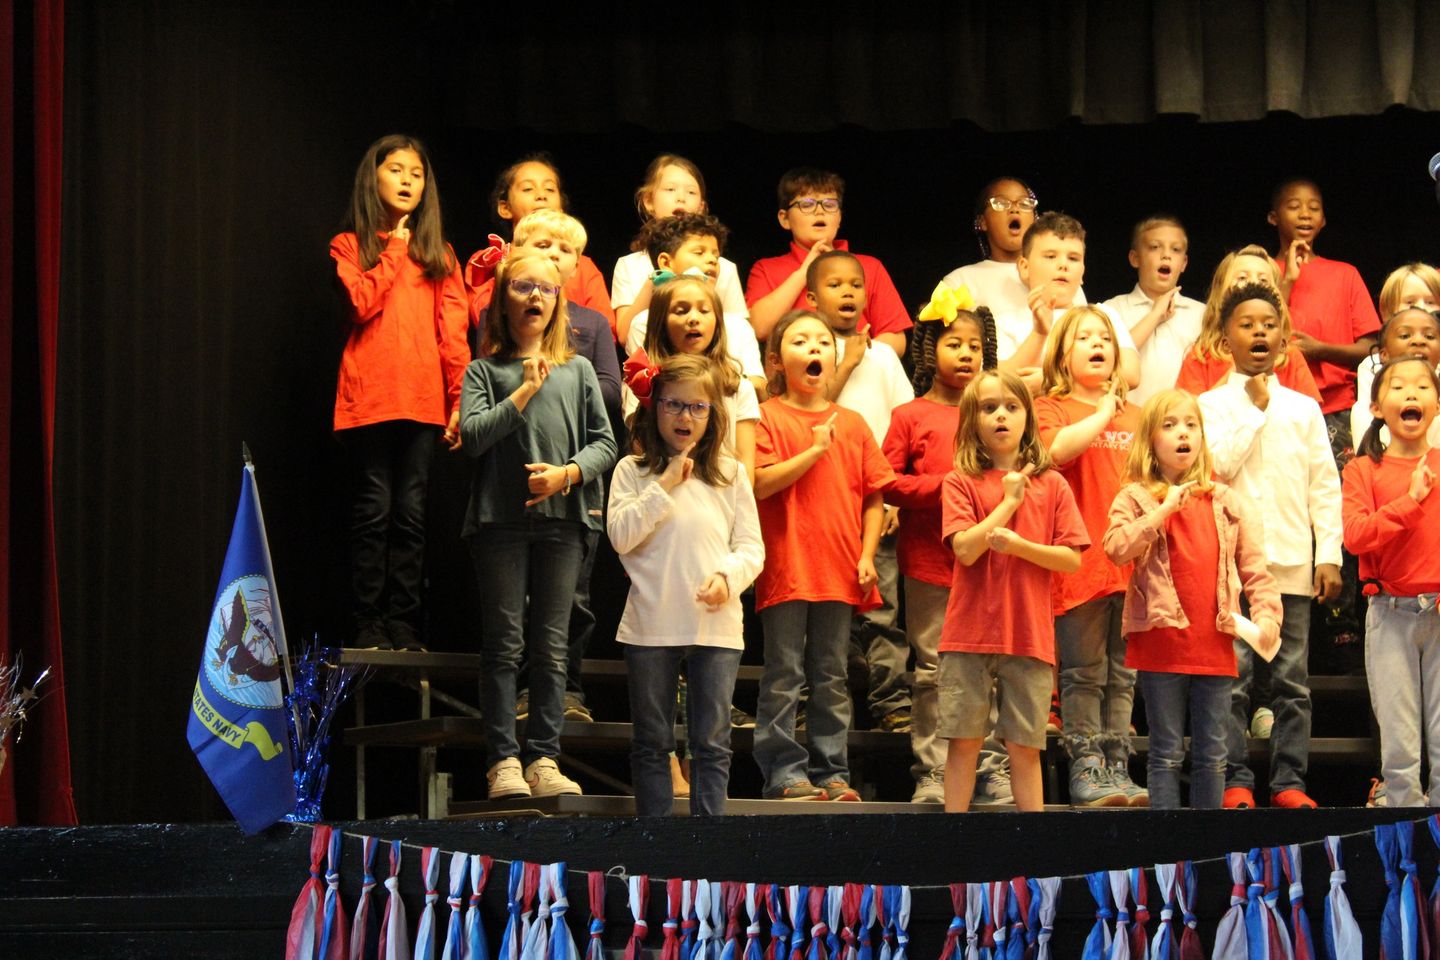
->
[1103,216,1205,405]
[1198,282,1342,810]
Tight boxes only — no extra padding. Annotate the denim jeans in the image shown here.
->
[756,600,853,794]
[341,419,437,630]
[470,520,585,768]
[1139,671,1231,809]
[851,539,911,720]
[1365,595,1440,807]
[565,528,600,699]
[625,644,741,816]
[1055,592,1134,761]
[1227,593,1311,793]
[904,577,1006,782]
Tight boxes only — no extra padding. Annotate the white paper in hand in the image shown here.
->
[1233,613,1279,662]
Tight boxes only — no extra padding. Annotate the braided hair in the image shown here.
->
[907,306,998,396]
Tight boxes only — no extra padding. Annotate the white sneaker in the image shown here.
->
[973,767,1014,806]
[1249,707,1274,739]
[911,774,945,804]
[487,758,530,800]
[524,757,582,797]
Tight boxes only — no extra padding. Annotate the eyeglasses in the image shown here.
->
[986,196,1038,213]
[656,398,713,419]
[787,197,841,215]
[510,279,561,299]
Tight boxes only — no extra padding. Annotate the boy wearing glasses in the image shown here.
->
[745,167,911,357]
[941,177,1088,318]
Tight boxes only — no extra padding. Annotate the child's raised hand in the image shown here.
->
[1001,462,1035,504]
[986,526,1020,554]
[392,214,411,243]
[1026,285,1055,333]
[1095,383,1121,423]
[1243,373,1270,412]
[1154,287,1179,324]
[695,573,730,611]
[658,443,695,491]
[1160,479,1196,515]
[801,240,834,271]
[840,330,869,370]
[1281,240,1311,293]
[810,412,838,453]
[521,356,550,392]
[857,557,878,591]
[1409,459,1436,502]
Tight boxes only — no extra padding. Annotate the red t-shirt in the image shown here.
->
[744,239,913,338]
[1279,255,1381,414]
[1124,493,1236,676]
[1035,395,1138,614]
[466,254,616,338]
[329,232,470,431]
[1342,449,1440,595]
[754,399,895,612]
[1175,344,1322,404]
[882,397,960,587]
[939,468,1089,663]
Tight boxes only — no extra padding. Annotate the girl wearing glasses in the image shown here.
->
[940,177,1087,318]
[608,354,764,816]
[632,275,759,478]
[459,253,618,801]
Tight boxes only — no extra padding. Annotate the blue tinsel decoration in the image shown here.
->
[282,640,366,822]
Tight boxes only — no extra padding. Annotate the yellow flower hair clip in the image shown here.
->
[917,283,976,324]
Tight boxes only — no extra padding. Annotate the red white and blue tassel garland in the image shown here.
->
[349,836,380,960]
[1322,837,1361,960]
[415,846,442,960]
[440,852,468,960]
[320,827,349,960]
[1279,845,1314,960]
[585,871,606,960]
[625,875,651,960]
[548,864,581,960]
[286,824,330,960]
[1213,853,1249,960]
[1032,878,1061,960]
[378,840,410,960]
[467,856,495,960]
[1109,870,1132,960]
[1082,873,1114,960]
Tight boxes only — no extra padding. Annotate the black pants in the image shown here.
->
[341,419,436,630]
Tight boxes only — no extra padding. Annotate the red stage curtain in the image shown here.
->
[0,0,76,826]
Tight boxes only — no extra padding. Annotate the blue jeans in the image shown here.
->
[1139,671,1231,809]
[470,520,585,768]
[851,539,911,720]
[1365,595,1440,807]
[1227,594,1311,794]
[756,600,852,794]
[564,528,601,699]
[625,644,741,816]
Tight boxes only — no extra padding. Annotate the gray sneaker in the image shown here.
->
[1068,756,1129,807]
[972,766,1014,806]
[911,773,945,804]
[1108,761,1148,807]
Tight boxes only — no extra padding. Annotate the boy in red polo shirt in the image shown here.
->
[1269,178,1380,458]
[745,167,912,357]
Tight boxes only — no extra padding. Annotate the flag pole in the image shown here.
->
[241,442,304,758]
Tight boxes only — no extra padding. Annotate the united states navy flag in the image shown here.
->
[187,459,295,833]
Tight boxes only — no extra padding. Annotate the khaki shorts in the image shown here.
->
[936,651,1051,750]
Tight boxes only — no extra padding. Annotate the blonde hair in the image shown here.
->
[1124,389,1215,501]
[1192,244,1295,368]
[953,370,1052,476]
[1378,262,1440,319]
[1041,305,1129,402]
[480,254,574,364]
[513,208,588,254]
[634,153,708,223]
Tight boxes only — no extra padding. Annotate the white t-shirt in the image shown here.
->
[1349,355,1440,450]
[994,302,1135,365]
[611,250,749,317]
[834,336,916,444]
[1103,285,1205,405]
[625,308,764,382]
[941,258,1087,318]
[607,456,764,649]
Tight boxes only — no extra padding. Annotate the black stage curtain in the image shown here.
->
[54,1,1440,823]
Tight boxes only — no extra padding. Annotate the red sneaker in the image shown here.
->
[1222,786,1256,809]
[1047,690,1062,735]
[1271,788,1318,809]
